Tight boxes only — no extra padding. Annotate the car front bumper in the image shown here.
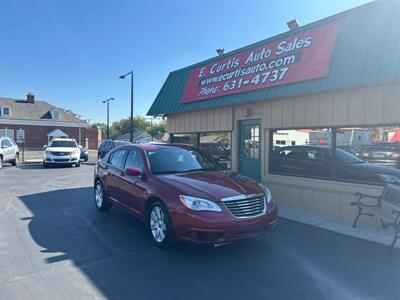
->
[171,202,278,244]
[43,153,80,164]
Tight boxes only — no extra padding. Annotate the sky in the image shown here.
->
[0,0,373,124]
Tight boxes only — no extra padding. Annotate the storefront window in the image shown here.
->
[270,126,400,185]
[200,132,232,169]
[336,126,400,181]
[271,129,333,180]
[170,133,198,146]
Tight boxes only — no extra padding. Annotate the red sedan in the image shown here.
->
[94,143,278,248]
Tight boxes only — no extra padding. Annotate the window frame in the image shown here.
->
[51,109,60,120]
[108,148,128,170]
[268,125,399,186]
[0,106,11,118]
[124,148,145,171]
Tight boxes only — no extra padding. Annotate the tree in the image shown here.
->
[90,123,107,136]
[106,116,167,139]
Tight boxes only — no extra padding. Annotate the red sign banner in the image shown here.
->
[181,22,339,103]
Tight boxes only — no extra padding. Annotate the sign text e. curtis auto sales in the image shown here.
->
[181,22,339,103]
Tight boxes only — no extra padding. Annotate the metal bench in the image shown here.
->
[351,183,400,247]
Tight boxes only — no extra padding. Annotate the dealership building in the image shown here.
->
[148,0,400,223]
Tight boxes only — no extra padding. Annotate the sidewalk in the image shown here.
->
[278,203,399,249]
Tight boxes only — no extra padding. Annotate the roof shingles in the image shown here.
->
[0,98,86,124]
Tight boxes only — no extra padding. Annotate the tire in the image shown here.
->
[0,156,3,169]
[12,153,19,166]
[148,201,174,248]
[75,161,81,167]
[43,161,49,168]
[94,180,111,212]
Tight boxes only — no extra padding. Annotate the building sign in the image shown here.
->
[181,22,339,103]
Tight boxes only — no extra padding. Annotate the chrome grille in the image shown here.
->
[51,152,71,156]
[222,194,266,218]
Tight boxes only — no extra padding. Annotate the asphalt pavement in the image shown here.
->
[0,164,399,300]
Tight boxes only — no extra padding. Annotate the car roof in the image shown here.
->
[121,143,193,151]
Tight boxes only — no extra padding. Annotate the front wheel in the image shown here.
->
[148,202,174,248]
[12,153,19,166]
[94,181,111,212]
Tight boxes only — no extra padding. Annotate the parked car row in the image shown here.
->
[1,136,90,169]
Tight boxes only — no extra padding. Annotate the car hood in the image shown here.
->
[46,147,79,152]
[158,171,263,202]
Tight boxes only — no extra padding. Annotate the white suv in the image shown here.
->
[0,137,19,168]
[43,138,81,168]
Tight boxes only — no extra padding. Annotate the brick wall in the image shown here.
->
[0,124,87,149]
[86,128,102,150]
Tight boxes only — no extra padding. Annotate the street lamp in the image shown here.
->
[119,71,134,143]
[102,97,115,139]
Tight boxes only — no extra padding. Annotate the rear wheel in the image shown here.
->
[12,153,19,166]
[148,202,174,248]
[94,181,111,212]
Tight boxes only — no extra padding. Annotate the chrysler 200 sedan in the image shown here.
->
[94,143,278,248]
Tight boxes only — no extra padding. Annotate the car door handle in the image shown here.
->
[120,172,126,177]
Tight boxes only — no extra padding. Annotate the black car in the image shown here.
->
[358,144,400,168]
[97,140,129,159]
[271,145,400,184]
[79,145,89,161]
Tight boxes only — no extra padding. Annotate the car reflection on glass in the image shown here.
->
[358,143,400,169]
[271,145,400,184]
[94,143,277,248]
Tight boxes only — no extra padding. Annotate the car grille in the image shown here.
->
[222,194,266,218]
[51,152,71,156]
[53,159,70,162]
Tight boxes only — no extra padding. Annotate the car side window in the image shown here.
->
[109,149,128,169]
[124,149,145,170]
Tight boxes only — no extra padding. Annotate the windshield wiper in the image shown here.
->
[155,170,185,175]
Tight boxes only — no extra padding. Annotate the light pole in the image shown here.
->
[102,97,115,139]
[119,71,134,143]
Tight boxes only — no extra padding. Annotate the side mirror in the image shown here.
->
[125,167,142,176]
[43,145,47,149]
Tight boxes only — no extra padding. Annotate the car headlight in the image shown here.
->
[179,195,222,212]
[44,150,50,155]
[258,183,272,204]
[73,149,79,155]
[378,174,400,183]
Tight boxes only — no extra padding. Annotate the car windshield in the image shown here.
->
[336,148,364,164]
[50,140,77,148]
[146,147,223,174]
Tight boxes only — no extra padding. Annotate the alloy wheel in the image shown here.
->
[95,183,103,208]
[150,206,167,243]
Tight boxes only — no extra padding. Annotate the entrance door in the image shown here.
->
[239,119,261,182]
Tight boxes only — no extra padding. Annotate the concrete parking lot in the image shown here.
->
[0,164,399,300]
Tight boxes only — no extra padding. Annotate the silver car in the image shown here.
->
[0,137,19,168]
